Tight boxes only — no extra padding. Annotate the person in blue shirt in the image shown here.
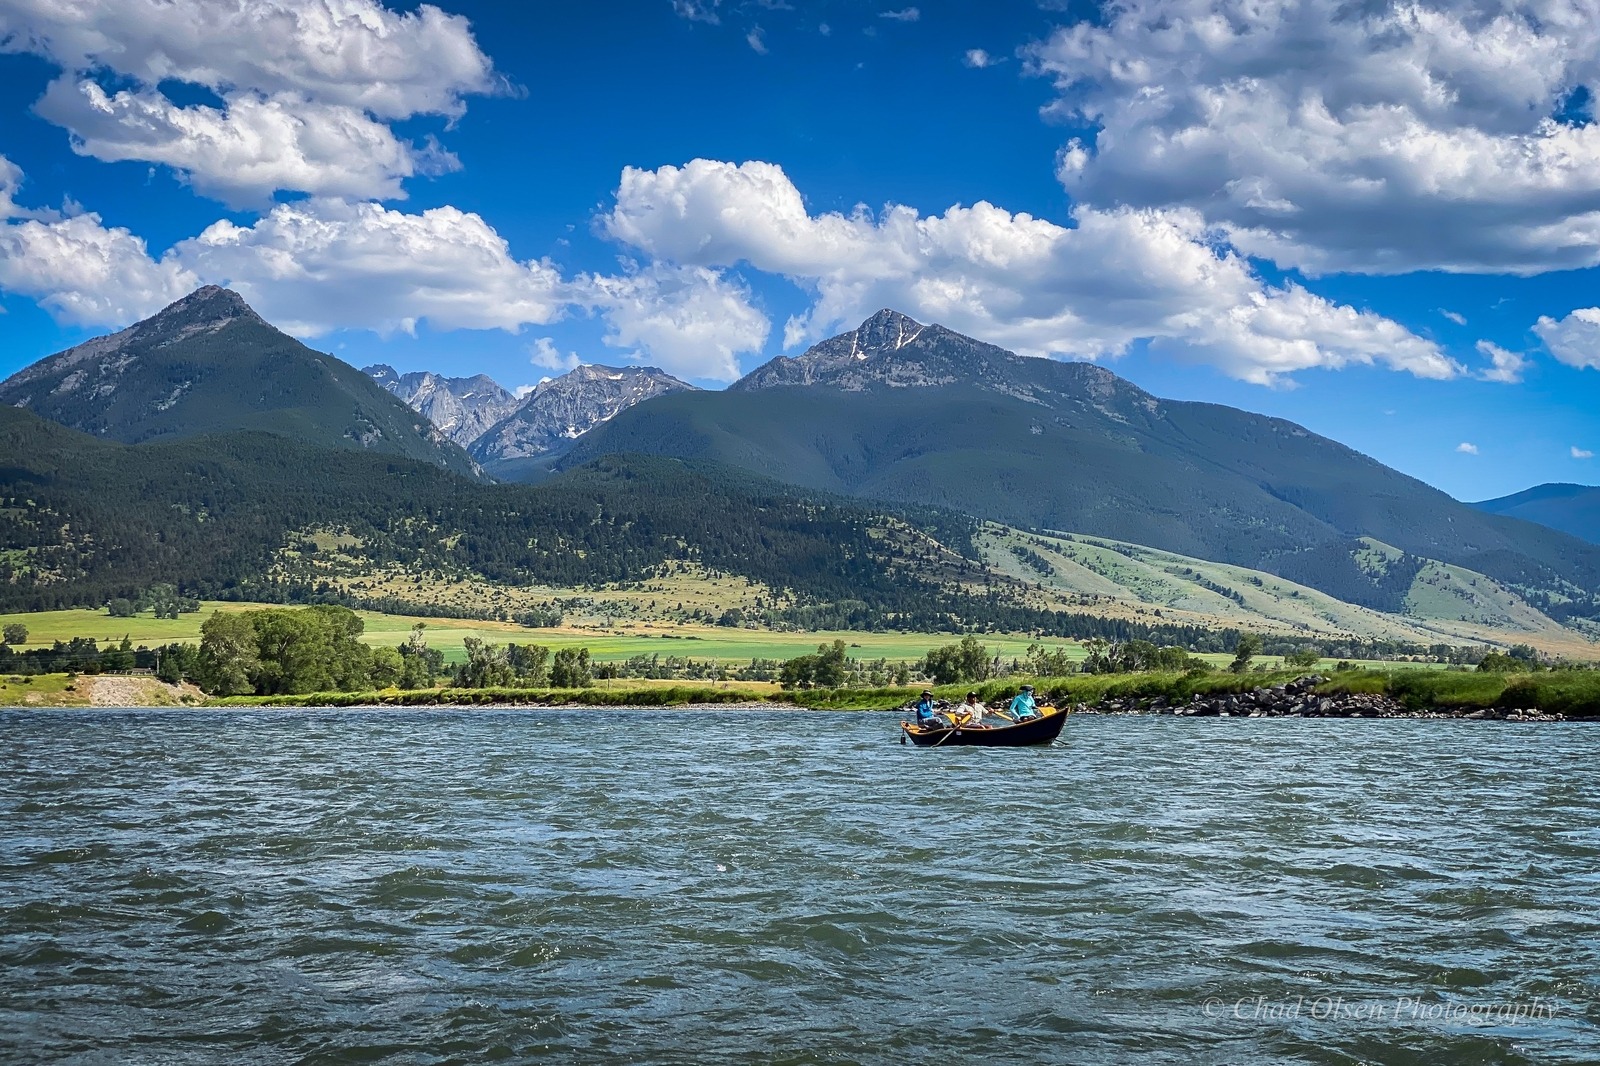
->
[915,690,948,728]
[1007,684,1039,721]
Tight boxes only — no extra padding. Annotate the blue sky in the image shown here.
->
[0,0,1597,501]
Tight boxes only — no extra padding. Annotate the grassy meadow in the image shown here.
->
[0,602,1453,673]
[0,602,1083,665]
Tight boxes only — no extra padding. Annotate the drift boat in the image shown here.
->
[899,705,1069,747]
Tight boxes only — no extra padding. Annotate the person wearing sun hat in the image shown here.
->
[1007,684,1039,721]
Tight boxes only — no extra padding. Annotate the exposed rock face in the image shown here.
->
[470,364,697,463]
[0,286,262,420]
[732,308,1159,414]
[363,366,519,448]
[0,285,480,476]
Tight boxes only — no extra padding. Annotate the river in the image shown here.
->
[2,708,1596,1064]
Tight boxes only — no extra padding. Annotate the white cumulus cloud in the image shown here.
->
[0,153,22,220]
[1533,307,1600,370]
[577,263,770,382]
[180,198,568,337]
[601,158,1457,385]
[0,155,768,381]
[880,7,920,21]
[1475,340,1529,384]
[37,79,454,207]
[963,48,998,68]
[1574,445,1595,459]
[0,209,199,326]
[1026,0,1600,275]
[1457,442,1480,454]
[0,0,495,117]
[0,0,496,203]
[530,337,581,372]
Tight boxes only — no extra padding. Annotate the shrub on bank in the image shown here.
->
[208,685,784,708]
[201,668,1600,717]
[1317,669,1600,717]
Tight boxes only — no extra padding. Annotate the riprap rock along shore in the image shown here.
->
[1074,677,1565,722]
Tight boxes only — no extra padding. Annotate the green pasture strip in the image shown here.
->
[1317,669,1600,716]
[0,673,86,707]
[208,685,800,709]
[0,604,1069,664]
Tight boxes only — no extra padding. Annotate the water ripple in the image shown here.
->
[1,709,1596,1064]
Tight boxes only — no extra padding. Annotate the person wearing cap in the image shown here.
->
[914,689,946,728]
[1008,684,1039,721]
[956,691,987,727]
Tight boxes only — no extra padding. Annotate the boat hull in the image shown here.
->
[900,708,1068,747]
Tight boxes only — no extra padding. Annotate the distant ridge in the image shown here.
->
[470,363,697,477]
[363,365,519,448]
[1473,483,1600,545]
[0,287,480,477]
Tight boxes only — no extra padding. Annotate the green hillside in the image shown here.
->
[0,286,478,476]
[979,528,1595,658]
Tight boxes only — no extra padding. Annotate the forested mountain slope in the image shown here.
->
[1,406,1588,653]
[0,407,1011,631]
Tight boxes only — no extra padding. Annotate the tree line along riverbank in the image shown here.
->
[5,603,1597,715]
[192,668,1600,718]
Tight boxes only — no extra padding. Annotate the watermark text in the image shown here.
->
[1202,995,1558,1026]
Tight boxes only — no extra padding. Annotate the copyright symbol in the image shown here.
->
[1202,997,1225,1018]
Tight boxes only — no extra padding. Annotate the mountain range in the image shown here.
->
[561,309,1600,629]
[364,365,520,449]
[362,359,695,479]
[2,288,1596,653]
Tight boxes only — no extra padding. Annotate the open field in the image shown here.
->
[0,603,1501,673]
[0,603,1078,665]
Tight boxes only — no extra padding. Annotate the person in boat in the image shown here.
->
[1007,684,1039,721]
[955,691,987,727]
[915,690,948,729]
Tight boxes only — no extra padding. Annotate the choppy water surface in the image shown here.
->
[2,709,1598,1064]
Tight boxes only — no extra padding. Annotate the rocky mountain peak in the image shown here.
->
[0,285,480,477]
[168,284,253,316]
[139,286,266,338]
[853,309,925,355]
[730,309,1160,416]
[362,365,520,448]
[538,364,664,392]
[471,363,697,467]
[363,364,400,388]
